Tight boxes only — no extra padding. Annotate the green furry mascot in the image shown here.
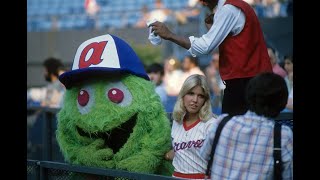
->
[56,34,173,176]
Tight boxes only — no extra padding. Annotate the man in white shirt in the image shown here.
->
[149,0,272,116]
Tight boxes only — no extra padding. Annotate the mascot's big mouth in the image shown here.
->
[76,113,137,153]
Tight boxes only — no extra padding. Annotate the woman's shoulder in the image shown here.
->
[172,119,182,127]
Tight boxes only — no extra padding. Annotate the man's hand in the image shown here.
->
[149,21,173,40]
[149,21,191,50]
[164,149,175,161]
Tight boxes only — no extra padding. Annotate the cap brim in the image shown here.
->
[59,67,149,89]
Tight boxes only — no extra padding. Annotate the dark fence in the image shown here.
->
[27,106,293,179]
[27,159,180,180]
[27,106,64,162]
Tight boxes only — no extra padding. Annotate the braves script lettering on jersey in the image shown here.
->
[171,118,215,177]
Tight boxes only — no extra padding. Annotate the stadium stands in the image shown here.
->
[27,0,190,32]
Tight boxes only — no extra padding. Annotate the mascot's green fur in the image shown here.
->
[56,34,173,176]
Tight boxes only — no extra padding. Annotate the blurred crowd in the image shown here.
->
[27,45,293,114]
[134,0,292,29]
[146,47,293,114]
[27,0,293,113]
[28,0,293,32]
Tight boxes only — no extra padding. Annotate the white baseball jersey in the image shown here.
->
[171,117,215,177]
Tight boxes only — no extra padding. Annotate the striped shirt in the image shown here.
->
[171,117,216,178]
[200,111,293,180]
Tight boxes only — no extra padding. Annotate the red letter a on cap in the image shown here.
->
[79,41,108,68]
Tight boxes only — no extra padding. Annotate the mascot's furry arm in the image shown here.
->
[56,75,173,175]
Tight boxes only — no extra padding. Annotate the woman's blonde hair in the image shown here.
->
[172,74,213,123]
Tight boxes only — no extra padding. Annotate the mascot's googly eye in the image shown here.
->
[78,90,90,106]
[108,88,124,103]
[105,82,132,107]
[77,86,95,114]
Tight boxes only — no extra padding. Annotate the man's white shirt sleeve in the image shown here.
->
[188,4,246,57]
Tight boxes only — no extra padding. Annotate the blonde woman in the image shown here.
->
[165,74,217,180]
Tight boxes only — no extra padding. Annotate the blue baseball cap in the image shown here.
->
[59,34,150,89]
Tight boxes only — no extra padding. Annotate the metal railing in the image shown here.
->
[27,159,180,180]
